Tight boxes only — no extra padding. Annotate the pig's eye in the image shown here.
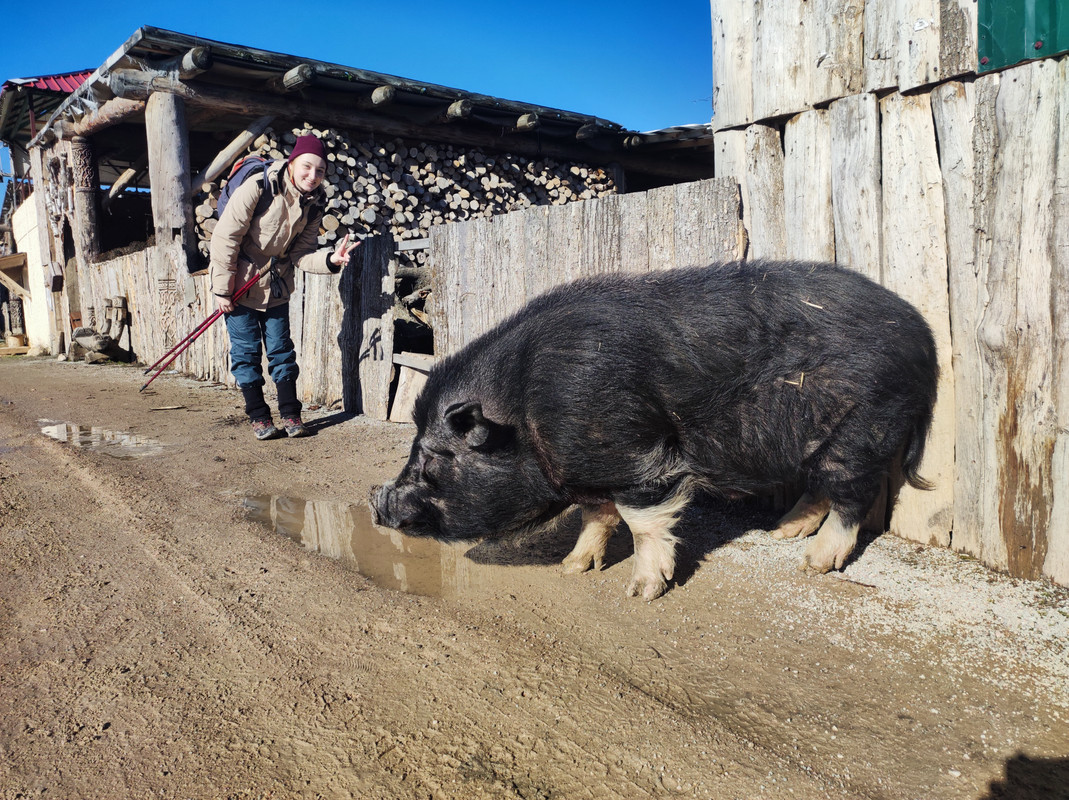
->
[420,448,453,485]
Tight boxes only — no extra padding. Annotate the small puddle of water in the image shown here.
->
[38,420,167,459]
[242,495,478,598]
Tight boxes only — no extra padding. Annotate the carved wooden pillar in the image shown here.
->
[70,136,100,264]
[145,91,194,266]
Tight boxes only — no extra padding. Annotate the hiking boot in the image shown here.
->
[280,415,310,438]
[250,418,282,440]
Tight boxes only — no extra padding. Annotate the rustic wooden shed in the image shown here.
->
[2,27,714,416]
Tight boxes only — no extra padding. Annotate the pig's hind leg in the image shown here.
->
[562,503,621,574]
[770,491,831,540]
[617,488,692,601]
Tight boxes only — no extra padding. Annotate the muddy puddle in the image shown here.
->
[38,420,167,459]
[242,495,491,597]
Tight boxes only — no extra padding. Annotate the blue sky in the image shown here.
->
[0,1,714,189]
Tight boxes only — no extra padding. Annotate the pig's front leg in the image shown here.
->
[801,508,860,573]
[562,503,621,574]
[617,493,689,601]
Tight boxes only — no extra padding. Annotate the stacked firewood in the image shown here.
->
[193,123,618,264]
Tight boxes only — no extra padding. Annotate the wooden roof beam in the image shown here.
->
[267,63,316,94]
[103,68,703,182]
[152,46,213,80]
[354,85,396,109]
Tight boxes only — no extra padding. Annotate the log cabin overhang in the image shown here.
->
[22,27,713,190]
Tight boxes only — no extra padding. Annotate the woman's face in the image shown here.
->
[289,153,327,194]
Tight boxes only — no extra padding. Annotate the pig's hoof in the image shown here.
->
[562,553,600,575]
[625,574,669,601]
[798,542,848,574]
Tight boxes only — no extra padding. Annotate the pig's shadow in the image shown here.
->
[464,493,815,587]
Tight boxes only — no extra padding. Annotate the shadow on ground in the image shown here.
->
[981,753,1069,800]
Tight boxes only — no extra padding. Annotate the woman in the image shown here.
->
[210,134,358,440]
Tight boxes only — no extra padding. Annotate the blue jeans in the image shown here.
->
[224,303,299,388]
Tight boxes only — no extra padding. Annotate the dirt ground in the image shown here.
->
[1,356,1067,800]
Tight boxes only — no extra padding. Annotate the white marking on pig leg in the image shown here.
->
[800,508,860,574]
[618,487,691,601]
[562,503,621,574]
[771,491,831,540]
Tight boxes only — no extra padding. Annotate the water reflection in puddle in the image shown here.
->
[242,495,479,598]
[38,420,166,459]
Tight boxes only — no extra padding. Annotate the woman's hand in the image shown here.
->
[215,295,235,314]
[330,234,360,268]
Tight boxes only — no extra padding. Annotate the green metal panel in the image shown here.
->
[978,0,1069,72]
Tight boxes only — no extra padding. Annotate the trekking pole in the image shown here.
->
[142,265,273,375]
[139,260,275,393]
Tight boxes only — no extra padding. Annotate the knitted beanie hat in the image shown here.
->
[288,134,326,163]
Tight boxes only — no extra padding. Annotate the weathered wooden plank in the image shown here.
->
[546,202,585,286]
[1046,57,1069,587]
[494,210,529,316]
[671,178,744,266]
[939,0,978,82]
[581,194,624,275]
[984,60,1061,580]
[711,0,754,130]
[355,232,394,418]
[616,192,650,274]
[810,0,865,106]
[713,129,748,231]
[672,181,712,268]
[830,93,882,280]
[646,185,677,272]
[428,221,458,355]
[896,0,942,92]
[931,80,982,559]
[965,72,1009,569]
[784,110,835,262]
[521,206,553,302]
[879,91,954,547]
[709,178,747,262]
[752,0,810,121]
[864,0,899,92]
[745,125,787,260]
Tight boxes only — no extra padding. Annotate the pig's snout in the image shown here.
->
[368,484,387,526]
[369,481,419,531]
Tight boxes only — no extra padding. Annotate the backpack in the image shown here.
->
[216,156,276,220]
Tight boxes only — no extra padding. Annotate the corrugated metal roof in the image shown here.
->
[0,71,93,180]
[2,70,92,95]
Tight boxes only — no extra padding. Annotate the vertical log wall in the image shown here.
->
[427,177,745,356]
[706,0,1067,586]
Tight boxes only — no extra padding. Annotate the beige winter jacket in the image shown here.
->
[209,160,340,310]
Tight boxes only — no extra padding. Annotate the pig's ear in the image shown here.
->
[444,401,495,449]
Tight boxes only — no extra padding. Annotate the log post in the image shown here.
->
[69,136,100,264]
[191,114,275,188]
[55,98,146,140]
[145,91,194,265]
[103,154,149,212]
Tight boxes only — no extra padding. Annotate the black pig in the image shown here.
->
[371,261,938,600]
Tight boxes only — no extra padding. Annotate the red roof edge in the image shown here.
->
[2,70,93,95]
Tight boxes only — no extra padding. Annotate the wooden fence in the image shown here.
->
[428,177,746,355]
[423,56,1069,589]
[76,233,396,417]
